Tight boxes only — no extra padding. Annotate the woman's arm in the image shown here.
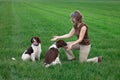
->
[67,26,87,50]
[51,27,75,41]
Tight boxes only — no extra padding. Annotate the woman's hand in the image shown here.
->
[67,44,73,51]
[51,36,59,41]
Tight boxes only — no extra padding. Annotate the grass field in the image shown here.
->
[0,0,120,80]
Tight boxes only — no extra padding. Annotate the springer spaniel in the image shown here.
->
[21,36,42,62]
[44,40,67,68]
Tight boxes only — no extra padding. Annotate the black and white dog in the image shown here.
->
[21,36,42,62]
[44,40,67,67]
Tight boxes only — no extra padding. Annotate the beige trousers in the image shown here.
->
[65,42,98,63]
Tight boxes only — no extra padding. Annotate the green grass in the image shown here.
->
[0,0,120,80]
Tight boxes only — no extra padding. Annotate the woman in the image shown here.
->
[51,10,102,63]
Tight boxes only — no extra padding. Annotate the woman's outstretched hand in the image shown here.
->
[51,36,59,41]
[67,44,72,51]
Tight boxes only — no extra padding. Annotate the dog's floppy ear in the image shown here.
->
[60,40,67,46]
[56,40,67,48]
[35,37,41,43]
[31,37,34,43]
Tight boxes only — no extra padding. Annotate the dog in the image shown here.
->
[21,36,42,62]
[44,40,67,68]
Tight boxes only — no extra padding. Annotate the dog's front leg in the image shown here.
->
[31,53,36,62]
[36,53,40,61]
[56,57,61,65]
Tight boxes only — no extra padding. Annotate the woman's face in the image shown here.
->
[71,17,77,23]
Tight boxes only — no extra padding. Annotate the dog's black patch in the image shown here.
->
[25,47,33,55]
[44,47,59,64]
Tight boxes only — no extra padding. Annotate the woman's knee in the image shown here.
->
[79,57,87,62]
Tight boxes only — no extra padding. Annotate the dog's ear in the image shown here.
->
[35,37,41,43]
[60,40,67,46]
[31,37,34,43]
[62,41,67,46]
[56,40,67,48]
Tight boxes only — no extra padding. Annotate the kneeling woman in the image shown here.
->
[51,10,102,63]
